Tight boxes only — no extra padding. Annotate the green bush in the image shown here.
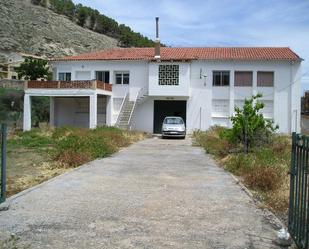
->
[52,126,141,167]
[10,128,54,149]
[230,94,278,153]
[193,127,232,157]
[193,126,290,193]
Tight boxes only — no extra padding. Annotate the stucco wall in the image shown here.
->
[52,59,301,134]
[53,96,107,127]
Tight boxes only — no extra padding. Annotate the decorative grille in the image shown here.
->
[159,65,179,85]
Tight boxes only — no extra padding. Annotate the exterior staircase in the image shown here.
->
[115,88,148,130]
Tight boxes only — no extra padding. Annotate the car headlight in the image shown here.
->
[177,126,185,132]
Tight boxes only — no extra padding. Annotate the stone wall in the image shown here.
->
[0,79,24,90]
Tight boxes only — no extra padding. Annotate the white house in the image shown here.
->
[23,45,302,134]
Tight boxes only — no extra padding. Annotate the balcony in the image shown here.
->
[25,80,112,91]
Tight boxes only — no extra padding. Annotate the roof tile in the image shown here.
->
[54,47,301,62]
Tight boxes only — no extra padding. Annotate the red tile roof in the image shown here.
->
[54,47,301,62]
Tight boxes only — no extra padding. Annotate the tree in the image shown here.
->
[32,97,50,127]
[76,5,88,27]
[15,57,51,80]
[0,89,24,126]
[229,94,278,153]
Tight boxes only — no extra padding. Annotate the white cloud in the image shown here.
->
[73,0,309,85]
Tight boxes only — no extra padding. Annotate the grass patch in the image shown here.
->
[5,126,145,196]
[193,127,291,220]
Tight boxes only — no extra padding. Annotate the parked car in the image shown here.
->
[161,116,186,139]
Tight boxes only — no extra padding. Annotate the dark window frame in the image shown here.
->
[115,72,130,85]
[213,71,230,86]
[58,72,71,81]
[95,71,110,83]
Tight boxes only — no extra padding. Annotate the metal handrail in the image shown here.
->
[128,88,146,129]
[115,92,128,127]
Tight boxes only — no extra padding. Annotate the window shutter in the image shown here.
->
[235,72,253,86]
[257,72,274,87]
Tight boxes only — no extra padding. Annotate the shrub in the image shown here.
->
[57,150,92,167]
[52,126,144,167]
[193,127,232,157]
[10,128,54,149]
[230,94,278,153]
[224,153,253,175]
[243,166,282,191]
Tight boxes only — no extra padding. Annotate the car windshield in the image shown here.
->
[164,117,184,124]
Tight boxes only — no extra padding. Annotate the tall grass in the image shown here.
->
[193,127,291,216]
[10,126,145,167]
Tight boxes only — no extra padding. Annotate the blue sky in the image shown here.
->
[72,0,309,94]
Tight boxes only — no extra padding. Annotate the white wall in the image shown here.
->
[187,60,301,133]
[52,59,301,134]
[51,60,148,101]
[148,62,190,97]
[131,98,154,133]
[54,96,107,128]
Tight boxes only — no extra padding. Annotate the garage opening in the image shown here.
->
[153,100,187,133]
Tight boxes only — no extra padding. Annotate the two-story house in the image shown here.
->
[23,45,302,134]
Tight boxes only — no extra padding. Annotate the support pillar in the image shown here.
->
[89,94,97,129]
[229,71,235,128]
[252,71,257,96]
[49,97,55,128]
[23,94,31,131]
[106,96,113,126]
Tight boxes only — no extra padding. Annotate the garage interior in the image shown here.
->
[153,100,187,133]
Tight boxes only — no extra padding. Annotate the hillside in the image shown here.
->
[31,0,156,48]
[0,0,118,59]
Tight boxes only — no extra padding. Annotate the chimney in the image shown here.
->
[154,17,161,59]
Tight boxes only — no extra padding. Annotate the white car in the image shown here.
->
[161,116,186,139]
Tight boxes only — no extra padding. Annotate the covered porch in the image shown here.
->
[23,80,113,131]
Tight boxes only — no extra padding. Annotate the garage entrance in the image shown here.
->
[153,100,187,133]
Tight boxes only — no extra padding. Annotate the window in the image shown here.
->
[58,72,71,81]
[212,100,229,116]
[257,72,274,87]
[163,117,184,124]
[213,71,230,86]
[95,71,110,83]
[234,71,253,86]
[115,72,129,85]
[159,65,179,85]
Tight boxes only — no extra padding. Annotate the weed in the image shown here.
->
[193,127,291,216]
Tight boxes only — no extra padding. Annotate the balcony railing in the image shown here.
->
[25,80,112,91]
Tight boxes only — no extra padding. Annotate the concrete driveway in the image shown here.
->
[0,138,282,249]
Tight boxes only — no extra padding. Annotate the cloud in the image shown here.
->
[72,0,309,89]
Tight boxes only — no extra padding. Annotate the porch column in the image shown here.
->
[106,96,113,126]
[229,71,235,128]
[50,97,55,127]
[23,94,31,131]
[89,94,97,129]
[252,71,257,96]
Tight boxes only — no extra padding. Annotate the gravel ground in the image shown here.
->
[0,137,283,249]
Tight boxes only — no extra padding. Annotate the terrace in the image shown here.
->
[23,80,113,131]
[25,80,112,91]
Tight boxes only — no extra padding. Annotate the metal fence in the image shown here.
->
[0,123,7,204]
[289,132,309,249]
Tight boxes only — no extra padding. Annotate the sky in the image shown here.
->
[72,0,309,95]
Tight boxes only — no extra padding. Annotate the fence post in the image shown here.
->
[0,124,7,204]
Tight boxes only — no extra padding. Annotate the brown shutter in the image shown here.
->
[234,71,253,86]
[257,72,274,87]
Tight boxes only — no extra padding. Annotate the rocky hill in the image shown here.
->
[0,0,118,59]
